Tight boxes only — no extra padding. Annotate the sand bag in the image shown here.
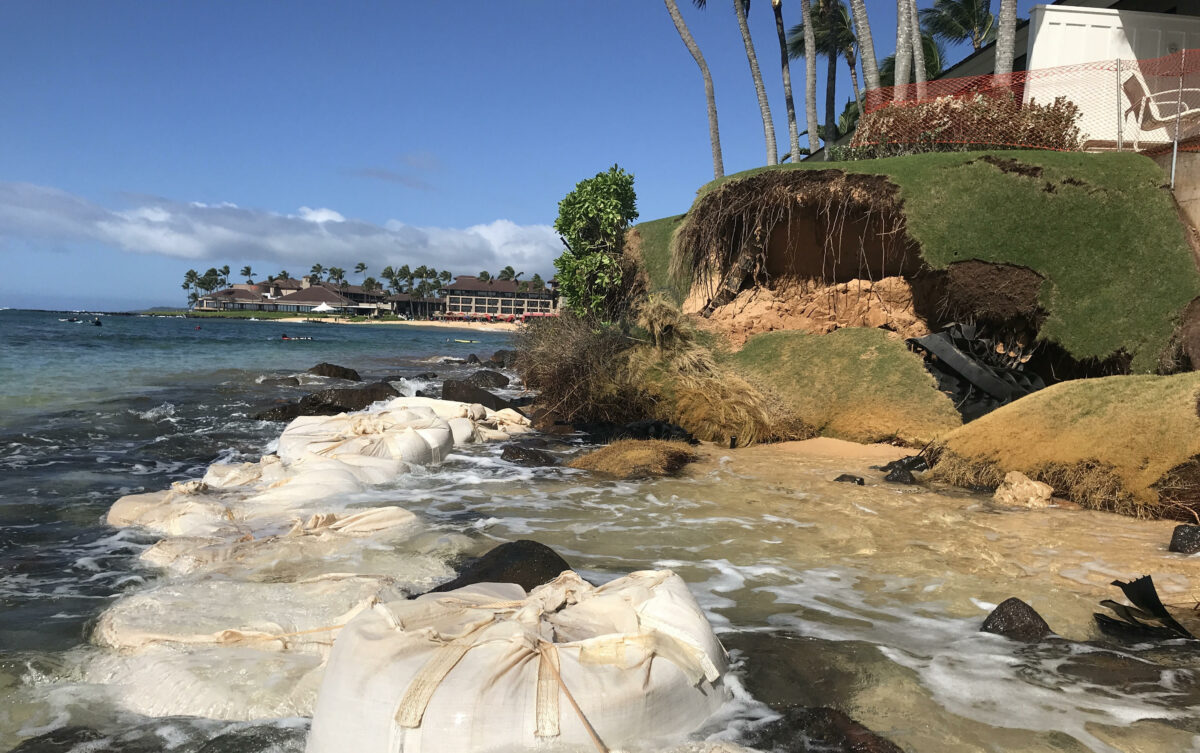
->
[306,569,729,753]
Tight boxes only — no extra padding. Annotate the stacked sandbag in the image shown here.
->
[307,569,730,753]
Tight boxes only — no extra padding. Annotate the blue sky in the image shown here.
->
[0,0,1038,310]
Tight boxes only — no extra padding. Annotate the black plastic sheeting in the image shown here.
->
[908,322,1046,421]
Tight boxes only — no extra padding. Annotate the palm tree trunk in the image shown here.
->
[734,0,778,165]
[847,52,863,114]
[849,0,880,94]
[665,0,724,178]
[772,0,802,162]
[995,0,1017,77]
[825,49,837,160]
[800,0,821,155]
[909,0,925,82]
[893,0,912,101]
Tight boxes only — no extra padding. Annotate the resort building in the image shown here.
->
[440,276,558,320]
[195,275,390,316]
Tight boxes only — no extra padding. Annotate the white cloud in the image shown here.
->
[0,181,561,277]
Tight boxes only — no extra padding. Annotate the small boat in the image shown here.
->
[452,339,480,344]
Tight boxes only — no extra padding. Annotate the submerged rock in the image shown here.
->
[981,597,1054,642]
[741,705,904,753]
[426,540,573,594]
[253,381,400,421]
[307,362,361,381]
[500,443,558,467]
[441,379,514,412]
[834,474,865,485]
[993,471,1053,509]
[195,724,308,753]
[466,353,481,365]
[464,369,511,389]
[884,466,917,484]
[569,439,698,479]
[8,726,162,753]
[259,376,301,387]
[1169,524,1200,554]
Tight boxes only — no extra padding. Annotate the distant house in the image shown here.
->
[439,276,558,319]
[195,275,389,316]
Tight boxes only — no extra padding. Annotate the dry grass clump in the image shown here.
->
[568,439,698,479]
[514,311,645,424]
[930,372,1200,519]
[631,297,813,446]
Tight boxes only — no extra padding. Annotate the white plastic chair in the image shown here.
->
[1123,70,1200,149]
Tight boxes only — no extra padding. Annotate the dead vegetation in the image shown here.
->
[930,372,1200,519]
[568,439,698,479]
[515,299,812,446]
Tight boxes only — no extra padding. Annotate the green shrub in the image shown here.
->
[553,165,639,319]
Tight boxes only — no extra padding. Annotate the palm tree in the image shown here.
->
[878,31,944,85]
[722,0,778,165]
[310,263,324,280]
[892,0,912,101]
[919,0,993,51]
[799,0,821,155]
[789,0,854,156]
[907,0,926,92]
[354,262,367,281]
[771,0,802,162]
[665,0,724,178]
[240,265,254,284]
[362,276,379,293]
[328,267,347,287]
[994,0,1017,77]
[278,269,290,281]
[529,273,545,292]
[478,270,492,282]
[182,269,199,306]
[497,265,516,281]
[218,265,231,289]
[439,270,451,284]
[850,0,881,92]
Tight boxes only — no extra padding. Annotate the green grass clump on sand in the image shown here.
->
[629,214,688,304]
[933,371,1200,519]
[679,151,1199,372]
[728,327,961,445]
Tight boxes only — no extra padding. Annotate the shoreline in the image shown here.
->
[261,316,517,333]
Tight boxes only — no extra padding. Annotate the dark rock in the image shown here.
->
[253,400,303,422]
[196,725,308,753]
[741,705,904,753]
[464,369,511,389]
[442,379,515,412]
[489,349,518,367]
[417,372,439,379]
[8,726,161,753]
[501,444,559,466]
[306,362,361,381]
[834,474,865,485]
[981,597,1054,642]
[426,540,572,595]
[441,358,467,365]
[884,466,917,484]
[415,389,439,398]
[1170,524,1200,554]
[878,454,929,473]
[467,353,482,365]
[253,381,399,421]
[259,376,301,387]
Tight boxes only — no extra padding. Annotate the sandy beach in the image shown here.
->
[273,317,520,333]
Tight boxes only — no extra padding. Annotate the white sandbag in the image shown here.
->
[306,569,729,753]
[94,573,400,653]
[107,489,242,537]
[141,506,422,575]
[446,416,476,444]
[86,643,325,720]
[383,397,487,422]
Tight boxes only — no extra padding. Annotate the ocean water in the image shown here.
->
[3,308,1200,753]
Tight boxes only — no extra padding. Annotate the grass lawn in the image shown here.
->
[179,310,324,320]
[934,371,1200,517]
[630,214,688,304]
[642,151,1199,372]
[727,327,961,445]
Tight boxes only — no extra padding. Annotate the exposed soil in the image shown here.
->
[701,276,933,349]
[1162,297,1200,373]
[941,260,1045,326]
[980,155,1043,179]
[1153,455,1200,522]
